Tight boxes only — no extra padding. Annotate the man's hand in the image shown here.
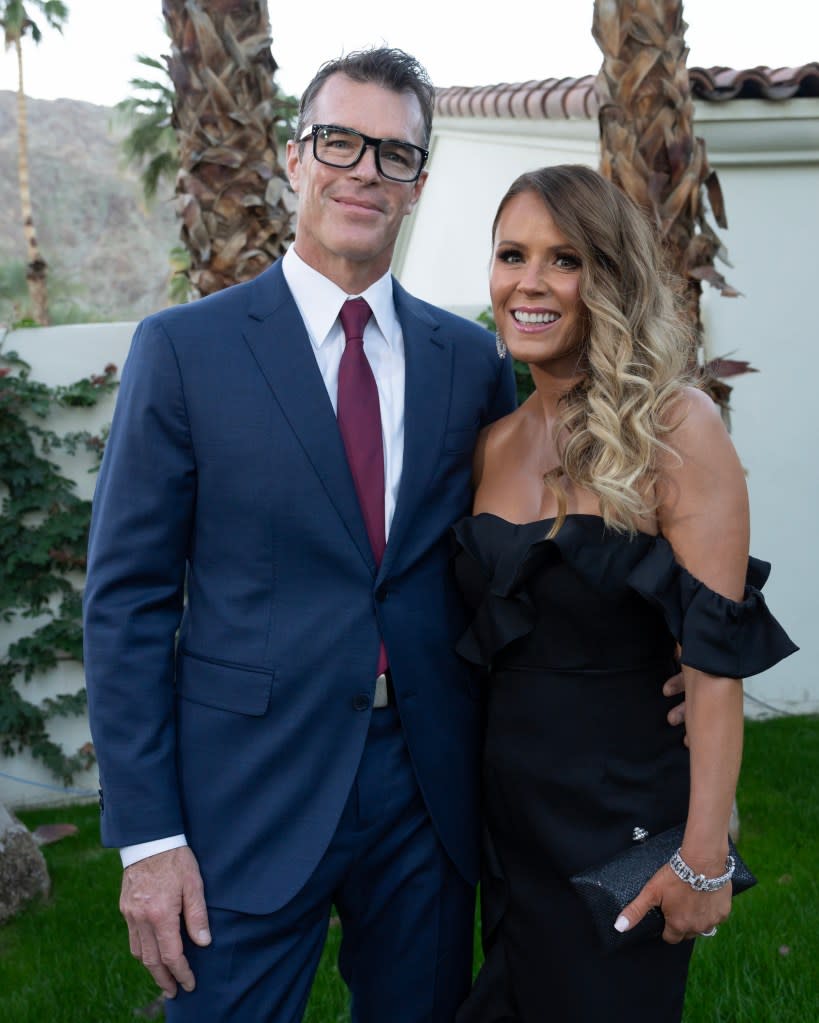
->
[120,846,211,998]
[664,670,687,732]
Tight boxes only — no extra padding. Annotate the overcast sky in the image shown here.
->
[0,0,816,107]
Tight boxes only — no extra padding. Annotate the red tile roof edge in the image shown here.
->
[434,64,819,119]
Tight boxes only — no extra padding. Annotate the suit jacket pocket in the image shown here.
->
[176,650,274,716]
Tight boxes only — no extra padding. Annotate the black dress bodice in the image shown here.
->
[453,512,796,680]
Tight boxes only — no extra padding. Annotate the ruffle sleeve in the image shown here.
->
[452,515,798,677]
[627,536,798,679]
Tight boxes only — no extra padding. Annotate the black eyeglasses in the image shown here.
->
[299,124,429,183]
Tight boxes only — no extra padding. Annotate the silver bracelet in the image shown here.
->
[669,849,735,892]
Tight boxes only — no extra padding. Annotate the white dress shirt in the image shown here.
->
[282,246,405,533]
[120,247,407,868]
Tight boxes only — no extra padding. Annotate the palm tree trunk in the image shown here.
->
[162,0,294,297]
[592,0,736,405]
[593,2,741,837]
[14,32,49,325]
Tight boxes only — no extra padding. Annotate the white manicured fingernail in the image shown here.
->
[614,915,630,932]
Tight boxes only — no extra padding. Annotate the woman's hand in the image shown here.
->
[615,863,733,943]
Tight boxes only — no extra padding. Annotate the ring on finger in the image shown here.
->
[698,926,718,937]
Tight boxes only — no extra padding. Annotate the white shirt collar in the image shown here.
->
[282,246,399,350]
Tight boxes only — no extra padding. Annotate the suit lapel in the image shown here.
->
[381,281,453,579]
[241,262,376,571]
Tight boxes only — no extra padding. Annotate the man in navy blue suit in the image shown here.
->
[84,48,517,1022]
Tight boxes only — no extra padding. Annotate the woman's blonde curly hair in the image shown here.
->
[491,165,695,535]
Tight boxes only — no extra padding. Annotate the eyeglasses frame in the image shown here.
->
[298,123,429,183]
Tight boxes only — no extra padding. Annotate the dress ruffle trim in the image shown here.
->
[453,514,798,678]
[628,537,798,679]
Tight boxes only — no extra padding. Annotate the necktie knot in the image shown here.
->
[339,298,372,344]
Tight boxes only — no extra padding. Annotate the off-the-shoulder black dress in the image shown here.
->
[452,514,797,1023]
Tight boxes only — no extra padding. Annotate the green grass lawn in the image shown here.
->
[681,714,819,1023]
[1,715,816,1022]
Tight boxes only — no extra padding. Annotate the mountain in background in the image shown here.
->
[0,91,179,324]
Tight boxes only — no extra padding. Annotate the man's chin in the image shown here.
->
[333,236,393,267]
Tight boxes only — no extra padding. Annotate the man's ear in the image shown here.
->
[406,168,429,212]
[286,140,301,192]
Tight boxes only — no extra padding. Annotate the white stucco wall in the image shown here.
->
[697,153,818,717]
[1,322,135,808]
[396,98,819,718]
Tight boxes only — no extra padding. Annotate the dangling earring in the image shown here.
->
[495,331,507,360]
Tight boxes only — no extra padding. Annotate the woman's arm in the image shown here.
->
[618,386,748,941]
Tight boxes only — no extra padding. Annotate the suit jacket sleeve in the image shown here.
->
[84,316,195,846]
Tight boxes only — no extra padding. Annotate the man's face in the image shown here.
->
[286,74,428,292]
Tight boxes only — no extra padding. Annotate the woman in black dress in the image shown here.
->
[454,166,796,1022]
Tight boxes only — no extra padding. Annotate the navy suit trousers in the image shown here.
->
[165,706,475,1023]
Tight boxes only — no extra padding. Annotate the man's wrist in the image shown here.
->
[120,834,188,868]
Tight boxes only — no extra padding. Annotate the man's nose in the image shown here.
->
[351,142,380,180]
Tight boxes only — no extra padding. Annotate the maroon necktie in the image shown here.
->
[337,299,388,675]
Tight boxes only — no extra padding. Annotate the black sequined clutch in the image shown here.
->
[569,824,757,953]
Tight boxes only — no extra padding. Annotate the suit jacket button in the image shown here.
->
[375,586,388,602]
[352,693,371,711]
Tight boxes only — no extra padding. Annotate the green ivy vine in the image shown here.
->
[0,339,117,784]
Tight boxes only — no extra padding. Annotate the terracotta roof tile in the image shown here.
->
[434,64,819,120]
[689,64,819,100]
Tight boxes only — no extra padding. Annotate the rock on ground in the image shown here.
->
[0,804,50,926]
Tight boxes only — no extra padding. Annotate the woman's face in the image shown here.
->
[490,190,585,378]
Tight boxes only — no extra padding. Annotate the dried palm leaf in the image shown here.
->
[593,0,744,409]
[162,0,294,296]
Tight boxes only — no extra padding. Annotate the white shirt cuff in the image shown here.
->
[120,834,188,868]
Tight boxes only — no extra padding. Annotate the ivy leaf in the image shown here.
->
[1,345,115,782]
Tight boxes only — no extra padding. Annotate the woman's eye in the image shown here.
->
[556,253,581,269]
[497,248,523,265]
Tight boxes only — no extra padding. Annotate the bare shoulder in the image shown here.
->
[472,407,525,489]
[658,384,743,484]
[663,384,725,439]
[483,406,524,450]
[656,384,739,473]
[657,386,749,597]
